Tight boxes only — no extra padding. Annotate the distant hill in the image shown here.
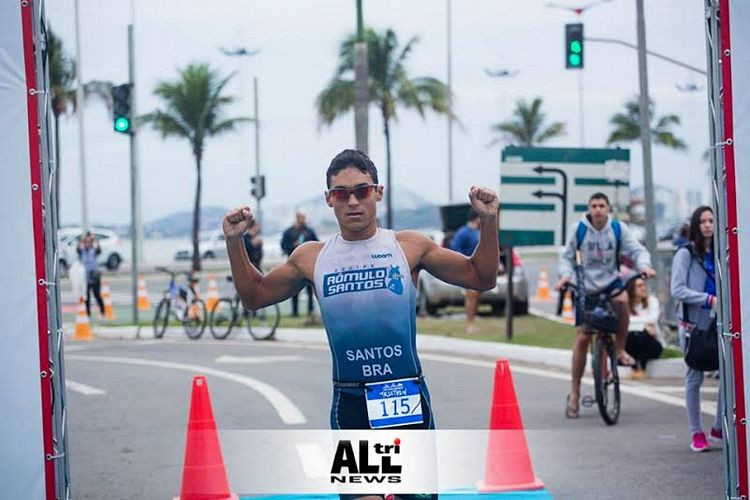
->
[143,206,228,237]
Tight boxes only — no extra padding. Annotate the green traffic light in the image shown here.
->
[568,54,582,67]
[114,116,131,133]
[570,40,582,54]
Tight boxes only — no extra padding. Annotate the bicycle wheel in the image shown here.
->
[592,334,620,425]
[183,298,207,339]
[210,298,237,340]
[247,304,280,340]
[153,299,170,338]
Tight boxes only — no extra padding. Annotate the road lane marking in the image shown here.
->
[215,355,303,364]
[66,380,106,396]
[66,355,307,424]
[295,444,327,478]
[419,353,716,417]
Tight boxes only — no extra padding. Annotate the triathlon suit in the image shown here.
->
[314,229,435,432]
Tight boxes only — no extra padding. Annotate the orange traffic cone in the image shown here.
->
[74,297,93,340]
[137,275,150,311]
[562,291,574,325]
[102,280,115,321]
[206,275,219,312]
[175,376,238,500]
[534,269,551,301]
[478,359,544,492]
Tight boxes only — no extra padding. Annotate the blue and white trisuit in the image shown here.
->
[313,229,435,431]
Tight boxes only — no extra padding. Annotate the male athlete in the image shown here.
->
[223,149,499,499]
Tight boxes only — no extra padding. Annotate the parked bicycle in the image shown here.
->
[152,267,207,339]
[563,251,647,425]
[209,276,280,340]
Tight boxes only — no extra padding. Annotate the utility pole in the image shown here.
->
[635,0,660,292]
[128,23,141,327]
[446,0,454,202]
[353,0,369,153]
[73,0,89,230]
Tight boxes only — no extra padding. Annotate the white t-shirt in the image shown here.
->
[629,294,663,344]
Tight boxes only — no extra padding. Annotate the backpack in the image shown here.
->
[576,219,622,269]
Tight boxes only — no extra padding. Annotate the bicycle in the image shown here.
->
[563,251,647,425]
[152,267,207,340]
[208,275,280,340]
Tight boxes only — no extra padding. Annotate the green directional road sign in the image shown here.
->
[499,146,630,247]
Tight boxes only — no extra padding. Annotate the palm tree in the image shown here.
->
[488,97,566,147]
[317,28,452,229]
[606,97,687,150]
[47,28,76,211]
[142,63,250,271]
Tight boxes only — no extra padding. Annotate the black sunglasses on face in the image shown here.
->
[327,184,378,202]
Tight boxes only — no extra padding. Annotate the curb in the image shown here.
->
[70,324,687,379]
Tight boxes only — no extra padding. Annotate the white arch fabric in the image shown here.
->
[0,2,50,499]
[725,0,750,493]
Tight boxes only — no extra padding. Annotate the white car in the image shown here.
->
[174,230,228,260]
[58,227,125,271]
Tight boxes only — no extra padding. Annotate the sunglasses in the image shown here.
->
[327,184,378,202]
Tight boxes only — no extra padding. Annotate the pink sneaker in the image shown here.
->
[709,427,723,442]
[691,431,710,452]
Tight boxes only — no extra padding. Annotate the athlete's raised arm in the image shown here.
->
[409,186,500,291]
[223,206,316,310]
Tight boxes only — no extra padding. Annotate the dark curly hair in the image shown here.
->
[326,149,379,188]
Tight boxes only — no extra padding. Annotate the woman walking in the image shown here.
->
[670,206,722,452]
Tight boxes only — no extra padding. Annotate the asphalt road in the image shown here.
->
[64,336,724,499]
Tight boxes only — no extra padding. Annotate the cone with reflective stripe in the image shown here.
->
[562,291,574,325]
[534,269,551,301]
[74,297,93,340]
[478,359,544,492]
[206,275,219,312]
[137,275,150,311]
[102,280,115,321]
[174,376,238,500]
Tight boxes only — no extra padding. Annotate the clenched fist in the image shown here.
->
[223,206,254,239]
[468,186,499,219]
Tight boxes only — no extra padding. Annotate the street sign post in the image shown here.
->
[499,146,630,247]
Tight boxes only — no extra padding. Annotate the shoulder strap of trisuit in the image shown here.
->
[575,221,587,250]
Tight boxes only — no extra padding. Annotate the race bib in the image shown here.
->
[365,377,423,429]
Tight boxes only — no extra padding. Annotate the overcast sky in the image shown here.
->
[48,0,710,226]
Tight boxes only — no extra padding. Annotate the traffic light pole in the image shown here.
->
[253,77,262,229]
[128,23,141,328]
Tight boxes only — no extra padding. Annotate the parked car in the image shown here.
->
[416,204,530,316]
[417,233,529,316]
[174,230,228,261]
[58,227,125,271]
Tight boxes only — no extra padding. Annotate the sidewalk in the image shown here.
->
[69,324,687,379]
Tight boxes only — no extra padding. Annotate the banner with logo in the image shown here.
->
[218,430,534,495]
[0,2,51,499]
[726,0,750,493]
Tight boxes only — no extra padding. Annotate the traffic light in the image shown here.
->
[251,175,265,200]
[565,23,584,69]
[112,83,133,134]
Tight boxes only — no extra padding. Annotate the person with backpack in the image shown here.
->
[556,192,656,418]
[670,205,722,452]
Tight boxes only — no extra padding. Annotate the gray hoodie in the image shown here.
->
[670,246,715,331]
[559,214,652,292]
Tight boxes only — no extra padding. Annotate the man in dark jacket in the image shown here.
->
[281,211,318,316]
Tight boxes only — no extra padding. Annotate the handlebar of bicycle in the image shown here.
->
[155,266,200,282]
[558,272,649,299]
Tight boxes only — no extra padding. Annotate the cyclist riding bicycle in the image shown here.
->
[555,192,656,418]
